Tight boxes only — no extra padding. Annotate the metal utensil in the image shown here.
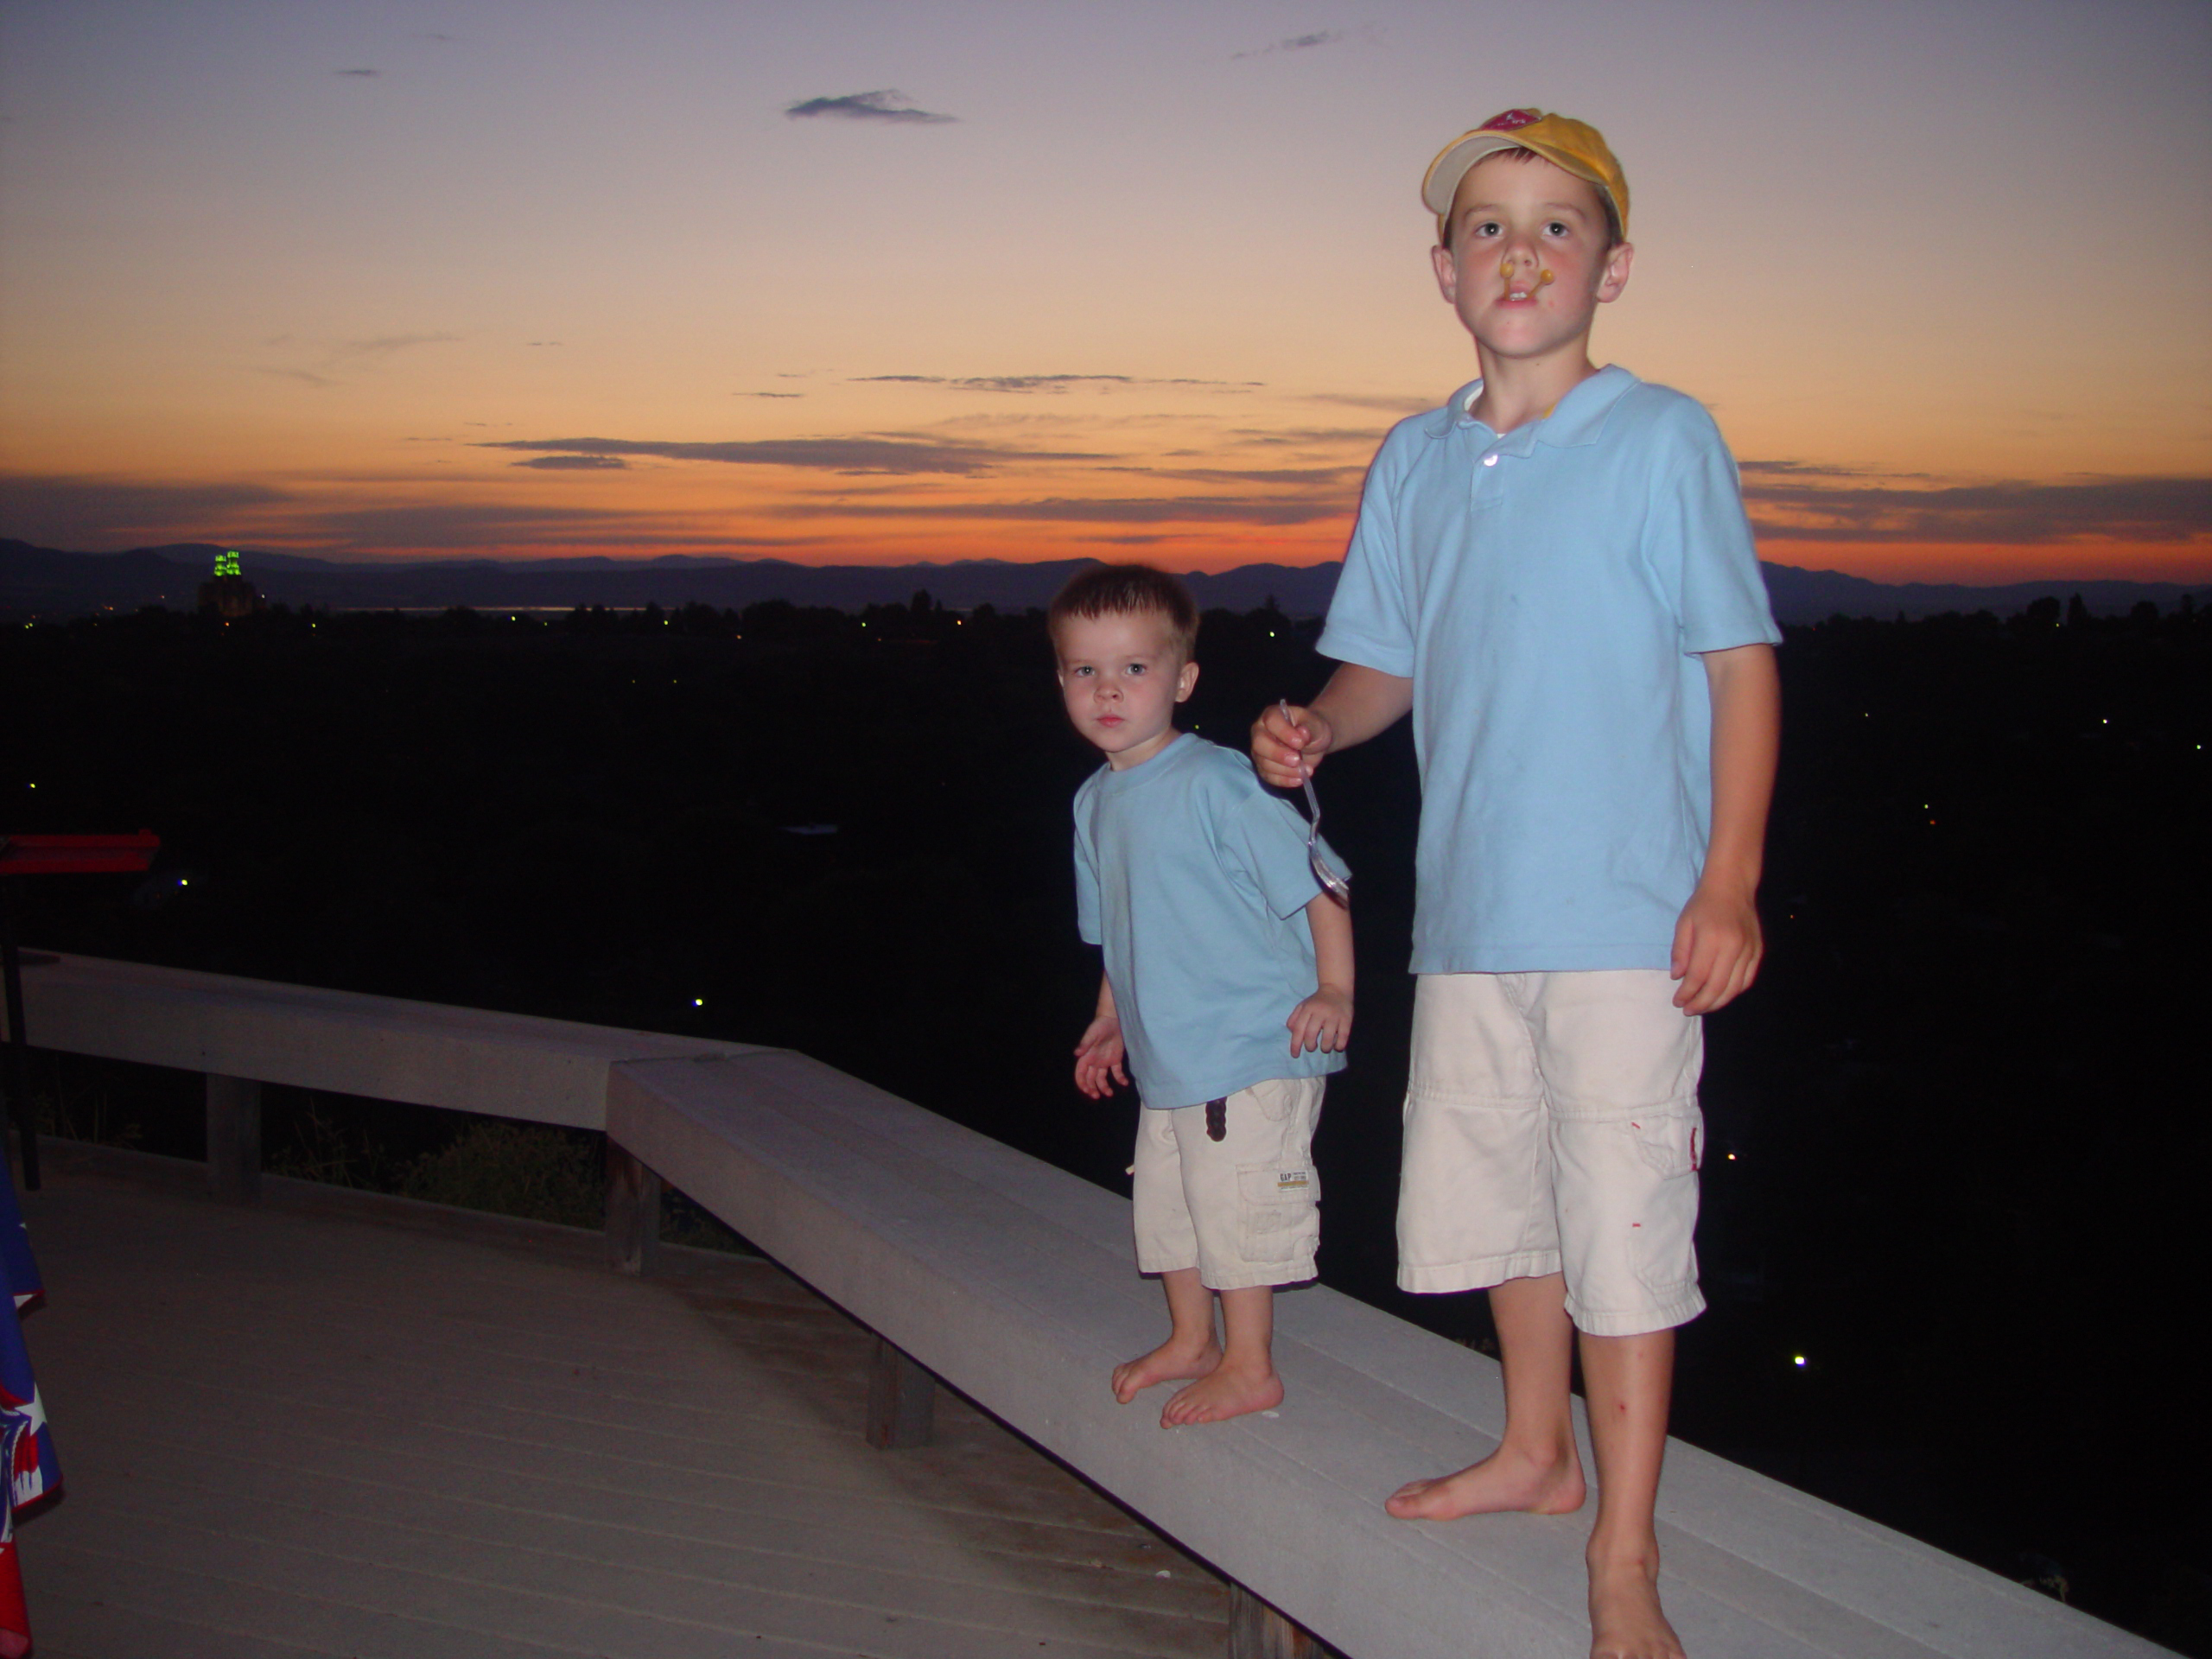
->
[1280,701,1351,902]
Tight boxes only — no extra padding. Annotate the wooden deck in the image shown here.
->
[13,1150,1231,1658]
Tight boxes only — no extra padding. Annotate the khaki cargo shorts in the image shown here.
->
[1132,1076,1325,1291]
[1397,969,1706,1336]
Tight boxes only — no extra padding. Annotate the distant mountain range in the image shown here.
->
[2,538,2203,626]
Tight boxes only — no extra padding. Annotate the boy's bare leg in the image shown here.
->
[1580,1328,1683,1659]
[1112,1268,1220,1402]
[1162,1283,1284,1427]
[1386,1272,1587,1518]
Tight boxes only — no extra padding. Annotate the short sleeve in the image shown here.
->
[1317,430,1419,677]
[1072,822,1102,944]
[1651,404,1782,655]
[1219,785,1344,919]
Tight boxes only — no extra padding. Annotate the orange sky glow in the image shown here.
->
[4,2,2208,587]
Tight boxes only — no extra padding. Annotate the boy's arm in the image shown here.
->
[1251,664,1414,789]
[1672,643,1781,1014]
[1287,892,1355,1056]
[1074,971,1130,1098]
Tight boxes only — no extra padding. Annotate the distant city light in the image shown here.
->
[693,997,704,1007]
[1726,1152,1737,1160]
[1793,1355,1808,1368]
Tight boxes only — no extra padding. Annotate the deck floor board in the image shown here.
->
[15,1160,1229,1659]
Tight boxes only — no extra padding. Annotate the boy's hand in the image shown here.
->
[1669,880,1763,1015]
[1252,702,1334,789]
[1287,986,1353,1056]
[1074,1015,1130,1098]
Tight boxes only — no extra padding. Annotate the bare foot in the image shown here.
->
[1112,1336,1220,1404]
[1587,1548,1683,1659]
[1160,1357,1283,1427]
[1384,1439,1586,1520]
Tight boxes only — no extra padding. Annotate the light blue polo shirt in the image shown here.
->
[1318,365,1781,975]
[1074,734,1348,1109]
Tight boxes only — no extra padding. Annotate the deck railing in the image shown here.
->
[3,952,2173,1659]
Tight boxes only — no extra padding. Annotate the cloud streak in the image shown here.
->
[777,493,1345,528]
[480,434,1103,475]
[1233,30,1345,59]
[1745,474,2212,544]
[0,474,292,549]
[785,90,956,124]
[331,332,461,364]
[855,372,1257,393]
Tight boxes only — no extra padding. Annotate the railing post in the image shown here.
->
[866,1334,935,1450]
[1230,1584,1326,1659]
[605,1140,661,1276]
[205,1074,262,1203]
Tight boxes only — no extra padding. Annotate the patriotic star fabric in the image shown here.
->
[0,1159,57,1658]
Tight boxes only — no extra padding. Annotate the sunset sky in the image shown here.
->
[3,0,2208,582]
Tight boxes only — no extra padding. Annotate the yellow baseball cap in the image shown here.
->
[1422,109,1629,243]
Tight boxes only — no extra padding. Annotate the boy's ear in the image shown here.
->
[1431,241,1459,306]
[1596,239,1634,304]
[1175,659,1199,703]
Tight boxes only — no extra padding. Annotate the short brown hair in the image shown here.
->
[1047,563,1200,661]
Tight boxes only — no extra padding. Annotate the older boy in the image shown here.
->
[1055,563,1354,1427]
[1253,111,1781,1659]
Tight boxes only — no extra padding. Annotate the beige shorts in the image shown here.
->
[1132,1077,1325,1291]
[1397,970,1706,1336]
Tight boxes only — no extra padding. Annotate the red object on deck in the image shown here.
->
[0,833,159,876]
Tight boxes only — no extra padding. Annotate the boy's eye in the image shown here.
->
[1126,663,1147,677]
[1546,221,1569,237]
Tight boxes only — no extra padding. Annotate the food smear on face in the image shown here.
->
[1497,259,1555,297]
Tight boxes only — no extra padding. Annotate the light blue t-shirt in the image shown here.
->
[1318,365,1781,975]
[1074,734,1348,1110]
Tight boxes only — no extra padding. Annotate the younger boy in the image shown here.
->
[1053,563,1354,1427]
[1253,111,1782,1659]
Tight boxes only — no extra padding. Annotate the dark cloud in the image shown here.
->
[785,90,956,124]
[259,367,336,389]
[480,435,1100,475]
[336,67,378,77]
[1745,474,2212,544]
[0,474,290,550]
[737,391,804,399]
[527,340,563,347]
[514,455,627,471]
[1234,29,1345,59]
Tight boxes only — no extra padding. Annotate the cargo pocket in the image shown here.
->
[1630,1103,1702,1177]
[1626,1103,1702,1299]
[1237,1164,1320,1265]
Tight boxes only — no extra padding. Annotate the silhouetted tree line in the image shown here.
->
[3,593,2208,1651]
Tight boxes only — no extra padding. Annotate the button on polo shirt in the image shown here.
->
[1319,365,1781,974]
